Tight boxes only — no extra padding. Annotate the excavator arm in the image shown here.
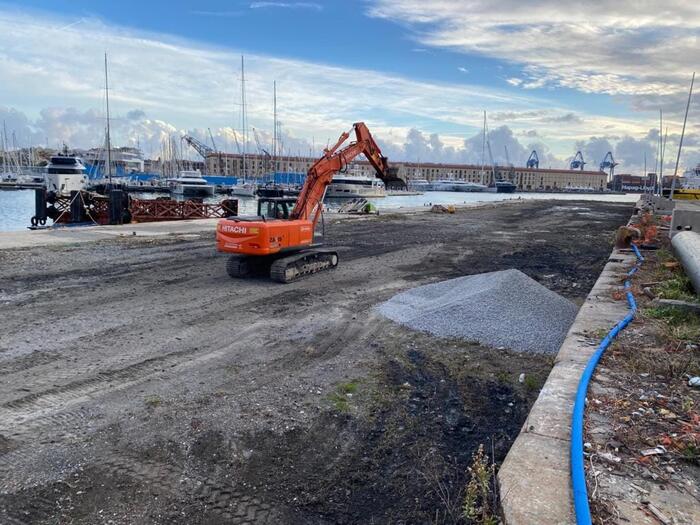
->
[291,122,388,225]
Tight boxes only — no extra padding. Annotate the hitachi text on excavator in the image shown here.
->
[215,122,389,283]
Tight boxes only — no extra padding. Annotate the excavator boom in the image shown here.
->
[216,122,389,282]
[291,122,388,225]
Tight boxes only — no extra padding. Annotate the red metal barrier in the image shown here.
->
[129,198,237,222]
[46,191,237,225]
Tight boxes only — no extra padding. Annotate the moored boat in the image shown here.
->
[168,170,215,197]
[45,151,88,196]
[325,174,386,198]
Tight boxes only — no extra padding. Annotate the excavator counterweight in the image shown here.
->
[216,122,388,282]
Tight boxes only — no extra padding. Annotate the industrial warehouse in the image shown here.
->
[205,151,608,191]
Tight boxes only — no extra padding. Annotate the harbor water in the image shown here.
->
[0,189,640,232]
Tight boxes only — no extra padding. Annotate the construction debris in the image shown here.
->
[430,204,455,214]
[336,198,377,214]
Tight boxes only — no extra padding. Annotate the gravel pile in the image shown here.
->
[378,269,578,354]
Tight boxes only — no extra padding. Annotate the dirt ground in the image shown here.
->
[0,200,631,524]
[586,235,700,524]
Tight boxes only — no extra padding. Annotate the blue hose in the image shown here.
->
[571,244,644,524]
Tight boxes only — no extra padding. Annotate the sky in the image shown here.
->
[0,0,698,173]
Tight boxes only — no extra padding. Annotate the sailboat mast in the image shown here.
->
[1,120,7,176]
[480,111,486,184]
[671,72,695,199]
[273,80,277,175]
[104,52,112,183]
[240,55,247,183]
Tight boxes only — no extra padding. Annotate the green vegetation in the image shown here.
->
[680,443,699,463]
[328,379,362,413]
[656,273,699,303]
[463,444,498,525]
[655,247,674,263]
[589,328,609,340]
[144,394,162,408]
[645,306,700,341]
[495,370,510,384]
[523,375,540,391]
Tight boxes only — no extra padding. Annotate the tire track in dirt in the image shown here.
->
[0,320,263,433]
[1,450,283,524]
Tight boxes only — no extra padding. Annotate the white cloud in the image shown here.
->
[368,0,700,104]
[457,66,468,73]
[0,6,696,171]
[249,2,322,10]
[0,8,568,149]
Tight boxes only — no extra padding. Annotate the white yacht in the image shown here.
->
[681,164,700,188]
[325,174,386,198]
[452,180,488,192]
[229,182,257,197]
[168,170,214,197]
[430,179,458,191]
[407,178,432,191]
[45,153,87,196]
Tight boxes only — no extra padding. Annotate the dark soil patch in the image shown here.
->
[235,340,549,524]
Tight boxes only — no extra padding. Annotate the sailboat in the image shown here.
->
[482,111,516,193]
[229,56,257,197]
[667,73,697,200]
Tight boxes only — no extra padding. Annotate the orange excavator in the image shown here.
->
[216,122,389,283]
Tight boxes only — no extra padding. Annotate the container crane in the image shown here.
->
[216,122,389,283]
[570,151,586,170]
[599,151,618,178]
[526,150,539,169]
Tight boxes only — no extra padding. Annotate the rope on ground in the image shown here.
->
[571,243,644,525]
[79,191,101,226]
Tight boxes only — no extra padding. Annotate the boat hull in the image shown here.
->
[173,185,215,197]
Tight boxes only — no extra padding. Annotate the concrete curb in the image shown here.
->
[498,248,638,524]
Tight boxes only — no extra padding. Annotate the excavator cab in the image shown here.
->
[257,197,297,220]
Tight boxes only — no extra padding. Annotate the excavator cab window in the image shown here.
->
[258,198,296,220]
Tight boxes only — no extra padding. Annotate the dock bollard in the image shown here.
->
[109,189,126,225]
[31,188,48,227]
[70,191,85,223]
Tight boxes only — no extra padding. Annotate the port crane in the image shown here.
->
[526,150,539,169]
[599,151,618,178]
[216,122,389,283]
[570,151,586,170]
[182,135,214,159]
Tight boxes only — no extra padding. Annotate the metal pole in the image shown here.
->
[671,72,695,200]
[241,55,246,182]
[657,110,662,196]
[273,80,277,175]
[105,52,112,184]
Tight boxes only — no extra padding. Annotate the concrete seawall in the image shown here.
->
[498,247,638,524]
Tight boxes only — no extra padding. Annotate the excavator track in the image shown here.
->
[226,255,252,278]
[269,250,339,283]
[226,255,274,278]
